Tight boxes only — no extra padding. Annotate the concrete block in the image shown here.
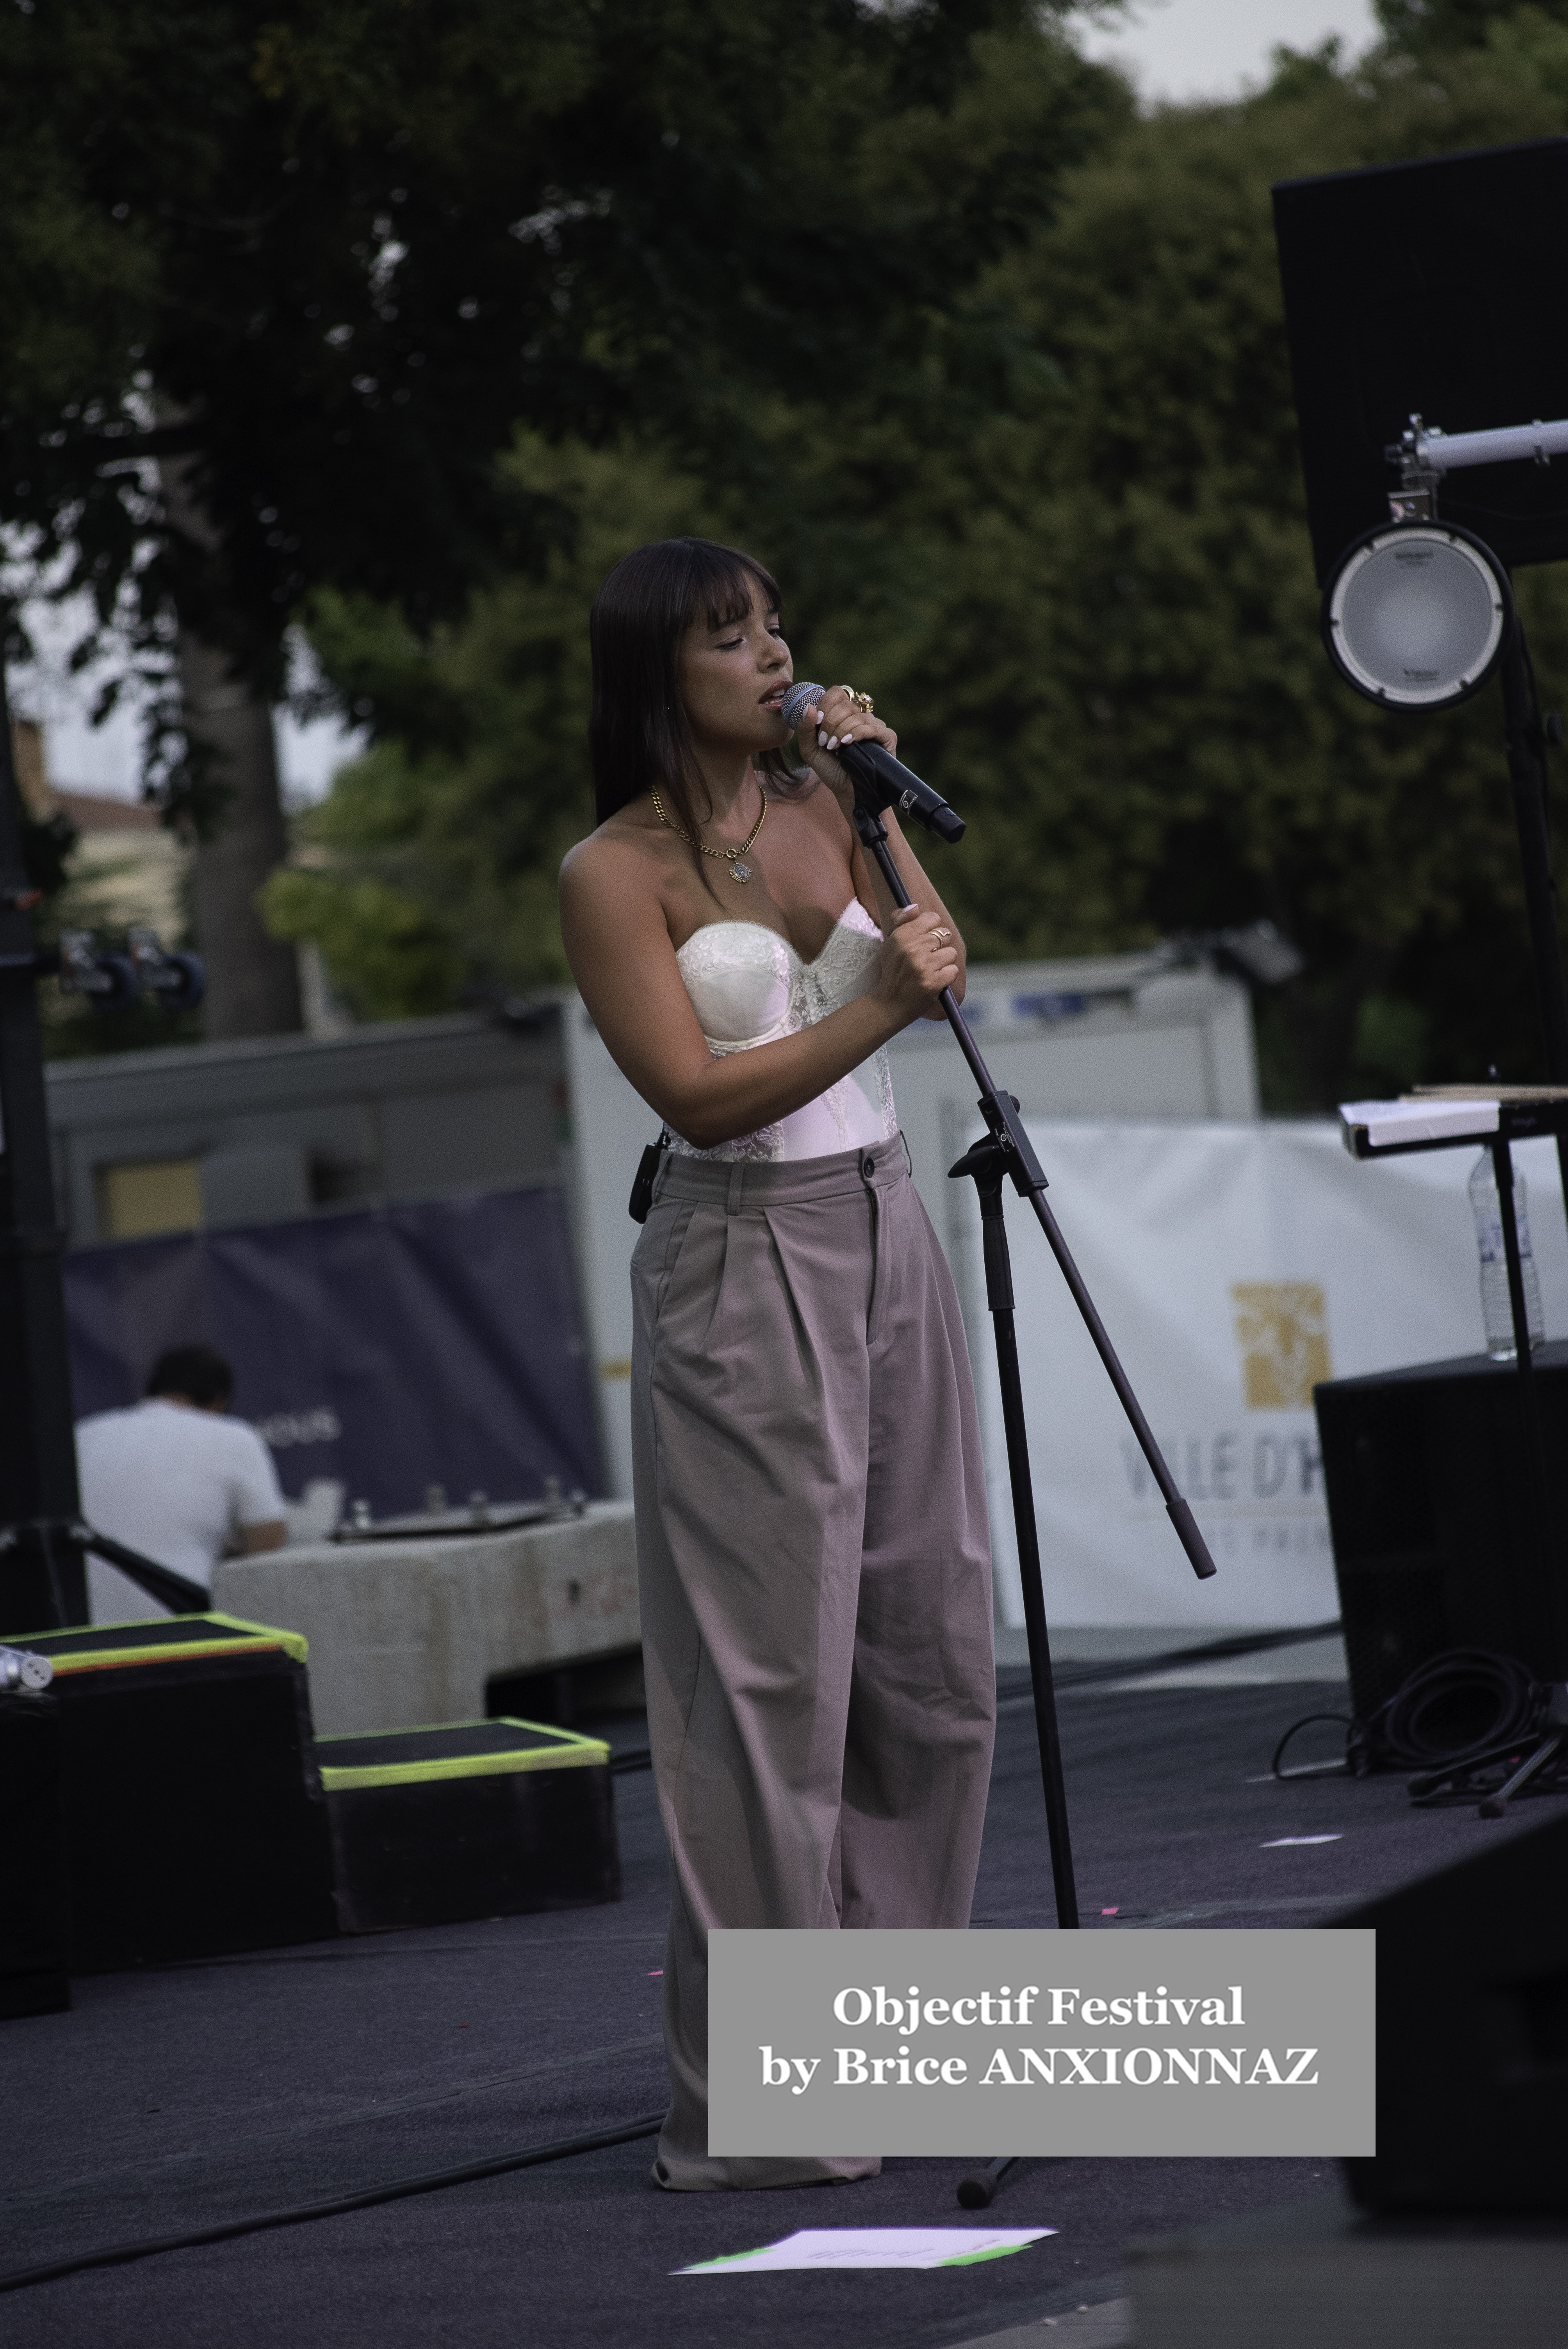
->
[212,1502,638,1734]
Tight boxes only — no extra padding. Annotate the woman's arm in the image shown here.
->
[793,688,966,1017]
[559,831,957,1150]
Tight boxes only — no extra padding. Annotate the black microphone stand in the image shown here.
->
[852,803,1219,1939]
[0,628,211,1637]
[851,798,1217,2214]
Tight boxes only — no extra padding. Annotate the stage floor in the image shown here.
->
[5,1669,1559,2349]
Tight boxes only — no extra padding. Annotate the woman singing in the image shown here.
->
[559,537,995,2192]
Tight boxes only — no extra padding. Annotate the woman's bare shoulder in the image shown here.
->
[559,804,671,903]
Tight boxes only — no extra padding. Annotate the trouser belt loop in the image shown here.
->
[727,1161,747,1215]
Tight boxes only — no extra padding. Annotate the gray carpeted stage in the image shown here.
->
[5,1663,1559,2348]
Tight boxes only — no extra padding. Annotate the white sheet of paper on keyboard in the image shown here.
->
[677,2225,1056,2272]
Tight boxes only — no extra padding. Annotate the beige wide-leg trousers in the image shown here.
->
[630,1132,996,2191]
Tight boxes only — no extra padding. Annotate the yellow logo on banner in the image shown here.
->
[1229,1282,1331,1410]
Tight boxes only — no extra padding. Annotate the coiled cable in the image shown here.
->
[1374,1647,1537,1769]
[1274,1647,1540,1783]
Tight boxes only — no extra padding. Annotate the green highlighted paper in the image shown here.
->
[677,2227,1055,2273]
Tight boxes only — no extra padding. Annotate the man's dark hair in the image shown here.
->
[145,1344,233,1408]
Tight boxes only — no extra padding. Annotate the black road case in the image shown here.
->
[318,1717,621,1932]
[15,1613,337,1971]
[0,1690,69,2017]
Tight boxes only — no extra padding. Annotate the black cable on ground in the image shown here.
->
[609,1625,1350,1766]
[999,1618,1343,1703]
[1270,1712,1354,1780]
[0,2113,665,2298]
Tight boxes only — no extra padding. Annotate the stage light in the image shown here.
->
[1322,522,1511,711]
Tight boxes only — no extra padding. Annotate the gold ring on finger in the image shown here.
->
[933,927,951,945]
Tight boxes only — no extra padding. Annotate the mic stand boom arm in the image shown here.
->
[852,803,1219,1935]
[853,804,1217,1585]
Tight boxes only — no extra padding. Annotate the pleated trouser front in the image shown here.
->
[629,1131,996,2190]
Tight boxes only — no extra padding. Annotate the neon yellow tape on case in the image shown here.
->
[316,1716,611,1791]
[41,1611,308,1673]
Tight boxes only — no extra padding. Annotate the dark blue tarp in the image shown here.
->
[63,1184,602,1513]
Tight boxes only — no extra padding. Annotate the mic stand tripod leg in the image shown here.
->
[956,2153,1023,2209]
[951,1133,1079,1932]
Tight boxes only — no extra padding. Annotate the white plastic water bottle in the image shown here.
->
[1468,1150,1545,1360]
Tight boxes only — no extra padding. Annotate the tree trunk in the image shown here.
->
[180,632,303,1039]
[158,423,301,1040]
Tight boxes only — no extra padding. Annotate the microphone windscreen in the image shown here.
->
[779,680,824,733]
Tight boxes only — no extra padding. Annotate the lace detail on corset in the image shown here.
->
[667,899,898,1164]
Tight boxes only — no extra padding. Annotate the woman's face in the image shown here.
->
[678,577,793,757]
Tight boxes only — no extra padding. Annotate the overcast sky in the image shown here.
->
[1080,0,1381,102]
[18,0,1386,804]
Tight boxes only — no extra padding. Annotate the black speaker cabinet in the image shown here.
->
[0,1691,69,2019]
[1315,1344,1568,1718]
[16,1613,337,1971]
[319,1718,621,1933]
[1274,138,1568,583]
[1339,1806,1568,2214]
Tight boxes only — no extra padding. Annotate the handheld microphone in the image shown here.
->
[779,681,965,844]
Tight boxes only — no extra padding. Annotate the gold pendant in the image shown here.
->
[730,859,753,884]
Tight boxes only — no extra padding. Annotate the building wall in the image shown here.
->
[46,1012,565,1248]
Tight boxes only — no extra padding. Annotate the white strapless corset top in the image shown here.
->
[670,898,898,1163]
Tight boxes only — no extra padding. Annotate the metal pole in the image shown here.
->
[1498,621,1568,1208]
[0,640,87,1632]
[1491,1134,1568,1673]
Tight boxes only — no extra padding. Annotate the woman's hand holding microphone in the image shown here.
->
[875,903,960,1018]
[791,686,959,1018]
[792,685,899,818]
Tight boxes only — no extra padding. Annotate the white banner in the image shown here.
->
[953,1119,1568,1631]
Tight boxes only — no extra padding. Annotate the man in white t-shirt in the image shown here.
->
[76,1344,288,1623]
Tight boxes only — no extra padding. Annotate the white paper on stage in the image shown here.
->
[677,2227,1055,2273]
[947,1119,1568,1631]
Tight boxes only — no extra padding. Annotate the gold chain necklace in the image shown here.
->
[650,778,766,884]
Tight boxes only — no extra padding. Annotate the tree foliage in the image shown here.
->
[869,12,1568,1105]
[263,438,701,1012]
[282,5,1568,1108]
[1,0,1090,820]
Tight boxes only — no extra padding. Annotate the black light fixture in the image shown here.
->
[1274,137,1568,1169]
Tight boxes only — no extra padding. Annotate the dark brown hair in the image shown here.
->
[589,537,795,891]
[146,1344,233,1408]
